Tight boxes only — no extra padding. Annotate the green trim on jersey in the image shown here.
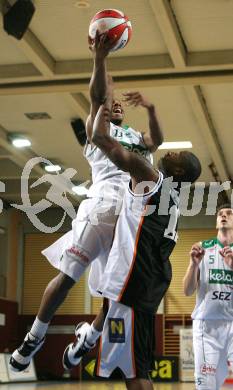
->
[201,237,233,249]
[122,125,130,130]
[201,238,217,249]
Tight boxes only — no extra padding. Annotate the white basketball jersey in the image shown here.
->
[84,122,153,200]
[192,238,233,320]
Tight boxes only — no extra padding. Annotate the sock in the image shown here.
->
[29,317,49,340]
[86,322,102,345]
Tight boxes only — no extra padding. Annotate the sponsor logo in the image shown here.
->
[151,356,179,382]
[201,364,216,375]
[209,269,233,285]
[67,247,89,263]
[108,318,125,343]
[212,290,231,301]
[202,238,219,249]
[119,141,148,158]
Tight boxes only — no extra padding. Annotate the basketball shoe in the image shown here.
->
[9,333,45,372]
[63,322,95,370]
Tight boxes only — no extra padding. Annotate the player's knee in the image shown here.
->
[58,272,76,290]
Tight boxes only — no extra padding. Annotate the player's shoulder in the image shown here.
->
[201,237,217,249]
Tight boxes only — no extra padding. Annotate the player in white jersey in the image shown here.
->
[183,204,233,390]
[63,76,201,389]
[9,32,163,372]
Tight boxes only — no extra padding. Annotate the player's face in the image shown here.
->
[111,100,124,125]
[158,151,186,177]
[216,208,233,230]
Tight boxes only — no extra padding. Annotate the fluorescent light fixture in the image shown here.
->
[158,141,192,150]
[72,185,89,196]
[44,164,62,173]
[75,0,90,8]
[12,137,31,148]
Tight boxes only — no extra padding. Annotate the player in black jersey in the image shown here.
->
[63,77,201,389]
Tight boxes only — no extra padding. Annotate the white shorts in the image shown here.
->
[42,197,119,283]
[193,319,233,390]
[96,300,154,379]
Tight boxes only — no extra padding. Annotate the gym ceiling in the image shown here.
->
[0,0,232,206]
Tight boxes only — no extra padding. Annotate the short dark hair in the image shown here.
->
[180,152,201,183]
[217,203,232,213]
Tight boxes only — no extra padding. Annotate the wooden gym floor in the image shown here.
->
[2,382,232,390]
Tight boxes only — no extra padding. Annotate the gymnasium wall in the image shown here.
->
[22,233,86,315]
[0,298,18,353]
[0,210,9,297]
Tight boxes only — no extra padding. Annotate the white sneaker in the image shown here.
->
[9,333,45,372]
[63,322,95,370]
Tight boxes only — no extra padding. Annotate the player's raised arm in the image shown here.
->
[86,32,116,141]
[183,243,204,296]
[91,82,158,184]
[123,91,164,152]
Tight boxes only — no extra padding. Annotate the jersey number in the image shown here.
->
[164,205,179,242]
[114,129,123,138]
[209,255,215,264]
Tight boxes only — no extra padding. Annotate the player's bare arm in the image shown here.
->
[86,31,116,141]
[183,242,205,296]
[92,102,158,186]
[123,91,164,152]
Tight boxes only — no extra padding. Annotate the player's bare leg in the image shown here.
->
[92,305,105,331]
[37,272,75,322]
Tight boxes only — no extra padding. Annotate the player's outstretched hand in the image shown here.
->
[88,30,117,58]
[219,246,233,269]
[190,243,205,266]
[122,91,153,109]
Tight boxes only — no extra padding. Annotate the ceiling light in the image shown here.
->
[12,137,31,148]
[44,164,62,173]
[25,112,51,120]
[72,185,89,196]
[158,141,193,150]
[75,1,90,8]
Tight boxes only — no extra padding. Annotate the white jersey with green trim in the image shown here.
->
[191,238,233,320]
[84,122,153,201]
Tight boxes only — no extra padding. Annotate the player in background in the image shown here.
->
[9,31,163,372]
[183,204,233,390]
[63,75,201,389]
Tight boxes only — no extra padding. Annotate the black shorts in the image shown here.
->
[95,300,155,379]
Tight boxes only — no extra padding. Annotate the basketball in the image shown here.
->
[88,9,132,52]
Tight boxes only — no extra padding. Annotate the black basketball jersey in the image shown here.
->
[98,173,180,314]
